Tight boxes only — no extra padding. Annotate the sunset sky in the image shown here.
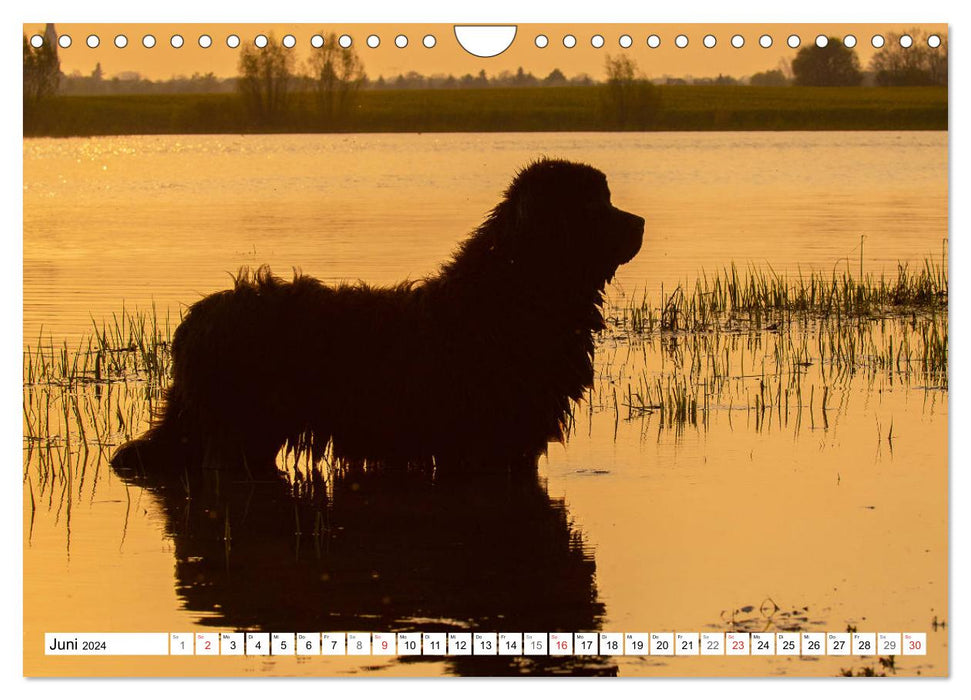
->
[23,23,947,82]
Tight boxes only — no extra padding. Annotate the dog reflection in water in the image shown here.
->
[113,460,616,676]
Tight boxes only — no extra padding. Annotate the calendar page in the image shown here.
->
[22,20,948,678]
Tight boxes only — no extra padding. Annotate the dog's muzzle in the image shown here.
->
[612,207,645,264]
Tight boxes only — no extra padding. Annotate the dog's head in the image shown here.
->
[496,159,644,287]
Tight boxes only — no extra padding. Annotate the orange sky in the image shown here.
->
[23,23,947,81]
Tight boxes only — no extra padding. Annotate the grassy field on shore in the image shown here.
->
[24,85,947,136]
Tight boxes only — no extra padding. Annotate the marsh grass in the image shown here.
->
[24,85,948,137]
[23,302,173,388]
[593,257,947,435]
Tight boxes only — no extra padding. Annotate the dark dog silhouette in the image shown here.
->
[112,159,644,476]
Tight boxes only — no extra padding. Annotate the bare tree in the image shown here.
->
[870,29,948,86]
[237,35,294,125]
[23,26,60,111]
[602,55,660,129]
[306,33,366,125]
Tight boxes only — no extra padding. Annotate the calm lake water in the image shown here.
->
[24,131,947,341]
[23,132,948,677]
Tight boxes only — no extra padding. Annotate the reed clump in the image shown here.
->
[618,259,947,335]
[599,257,948,434]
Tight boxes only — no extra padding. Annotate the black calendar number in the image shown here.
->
[580,639,593,651]
[781,640,795,651]
[228,639,238,651]
[681,639,694,651]
[403,639,417,651]
[807,640,821,651]
[832,639,845,651]
[629,640,644,651]
[756,640,769,651]
[304,640,313,651]
[453,640,468,651]
[655,640,669,651]
[858,640,871,651]
[82,640,106,651]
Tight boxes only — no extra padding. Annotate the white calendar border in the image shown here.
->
[7,1,967,700]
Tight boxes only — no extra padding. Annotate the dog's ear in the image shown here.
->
[488,187,528,253]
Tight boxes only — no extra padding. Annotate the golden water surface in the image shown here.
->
[23,132,948,677]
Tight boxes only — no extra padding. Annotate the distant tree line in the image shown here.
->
[50,64,595,96]
[59,67,237,95]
